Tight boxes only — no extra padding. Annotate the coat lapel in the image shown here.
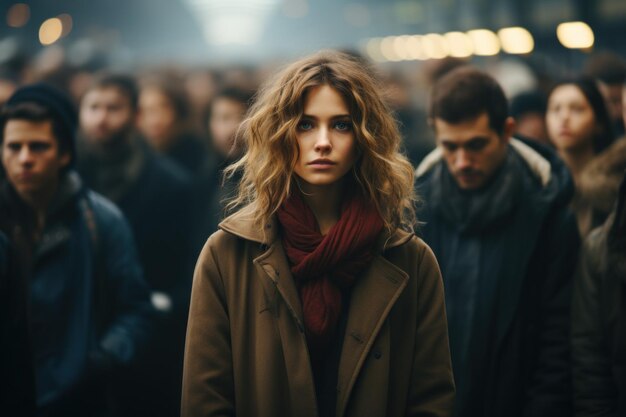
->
[254,241,319,417]
[335,254,409,417]
[254,241,304,330]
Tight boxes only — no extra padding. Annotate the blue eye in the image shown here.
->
[334,120,352,131]
[298,120,313,131]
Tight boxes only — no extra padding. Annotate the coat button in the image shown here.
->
[373,351,382,359]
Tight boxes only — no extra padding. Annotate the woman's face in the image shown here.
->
[138,88,178,150]
[208,97,246,158]
[546,84,597,151]
[293,84,358,189]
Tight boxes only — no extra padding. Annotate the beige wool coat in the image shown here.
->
[181,208,455,417]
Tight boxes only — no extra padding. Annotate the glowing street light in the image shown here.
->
[421,33,449,59]
[467,29,501,56]
[444,31,473,58]
[557,21,594,49]
[39,18,63,46]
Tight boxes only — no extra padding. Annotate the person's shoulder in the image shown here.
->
[84,190,125,222]
[136,137,192,186]
[405,233,438,261]
[511,137,575,205]
[195,228,257,275]
[82,190,134,241]
[203,228,242,252]
[148,150,192,185]
[384,229,437,264]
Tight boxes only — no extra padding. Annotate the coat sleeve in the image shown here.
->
[571,228,618,416]
[523,210,579,417]
[181,233,235,417]
[407,241,455,417]
[92,196,155,366]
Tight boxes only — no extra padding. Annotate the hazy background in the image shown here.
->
[1,0,624,68]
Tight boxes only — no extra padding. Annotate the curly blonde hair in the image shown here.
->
[226,50,416,232]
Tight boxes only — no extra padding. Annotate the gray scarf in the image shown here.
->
[435,148,525,234]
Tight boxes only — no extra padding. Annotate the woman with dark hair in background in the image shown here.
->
[191,86,254,251]
[546,78,615,235]
[181,50,454,417]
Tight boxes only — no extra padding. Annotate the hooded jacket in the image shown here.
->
[182,206,455,417]
[416,138,579,417]
[572,172,626,417]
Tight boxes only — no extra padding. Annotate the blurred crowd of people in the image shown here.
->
[0,42,625,417]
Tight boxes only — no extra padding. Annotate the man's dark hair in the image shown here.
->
[0,102,73,173]
[86,73,139,110]
[510,90,547,119]
[1,83,78,172]
[429,66,509,135]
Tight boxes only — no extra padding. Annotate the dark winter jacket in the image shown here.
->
[78,137,195,316]
[165,131,208,175]
[572,172,626,417]
[0,172,154,416]
[0,231,36,417]
[416,137,579,417]
[78,136,195,417]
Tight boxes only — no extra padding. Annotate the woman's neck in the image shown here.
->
[559,145,595,185]
[296,178,345,235]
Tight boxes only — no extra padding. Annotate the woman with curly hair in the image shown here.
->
[181,51,454,417]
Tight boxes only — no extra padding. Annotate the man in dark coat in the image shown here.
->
[415,67,579,417]
[78,73,195,417]
[0,83,153,417]
[572,171,626,416]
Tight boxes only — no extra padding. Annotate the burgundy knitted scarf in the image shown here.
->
[276,188,384,365]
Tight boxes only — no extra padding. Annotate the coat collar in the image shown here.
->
[219,204,414,251]
[416,137,552,188]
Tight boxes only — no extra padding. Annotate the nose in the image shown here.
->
[89,108,107,126]
[313,127,332,153]
[454,149,472,171]
[18,147,34,166]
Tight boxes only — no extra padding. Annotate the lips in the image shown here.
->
[307,159,336,166]
[307,159,337,170]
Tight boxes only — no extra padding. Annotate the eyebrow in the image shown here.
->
[301,114,351,120]
[440,136,489,143]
